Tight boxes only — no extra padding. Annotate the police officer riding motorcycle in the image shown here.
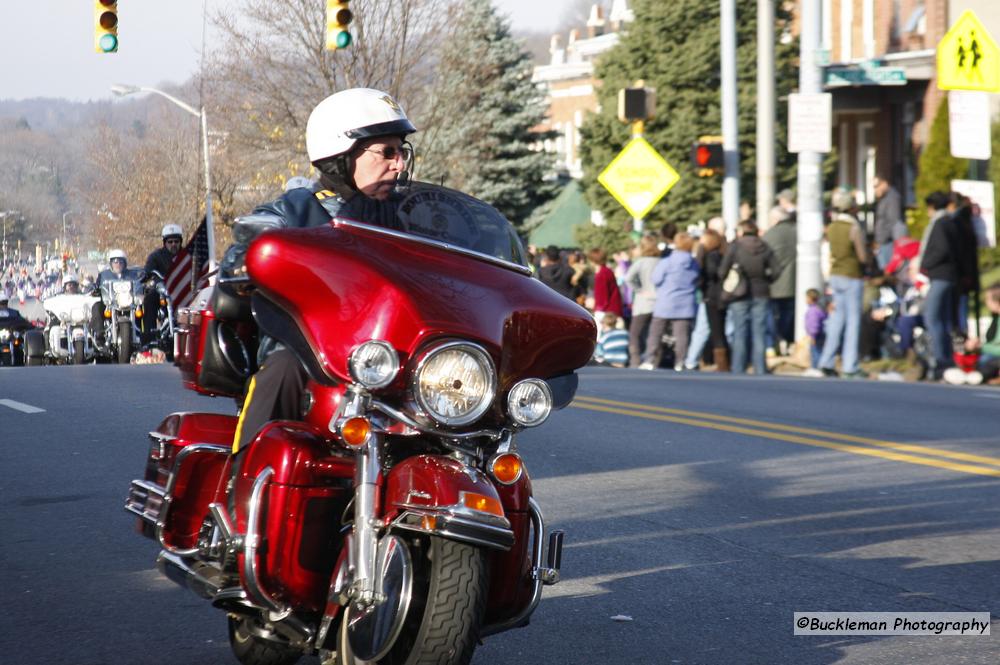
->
[142,224,183,352]
[96,249,144,363]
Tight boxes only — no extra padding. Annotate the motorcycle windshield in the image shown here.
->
[246,183,596,386]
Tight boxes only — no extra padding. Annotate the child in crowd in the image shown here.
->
[804,288,827,369]
[944,282,1000,385]
[594,312,630,368]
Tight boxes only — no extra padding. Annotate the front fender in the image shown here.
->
[384,455,514,550]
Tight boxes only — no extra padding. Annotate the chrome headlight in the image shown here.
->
[0,329,9,342]
[70,306,89,324]
[507,379,553,427]
[348,340,399,389]
[115,292,133,308]
[413,342,496,426]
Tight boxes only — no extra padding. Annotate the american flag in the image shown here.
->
[165,217,212,309]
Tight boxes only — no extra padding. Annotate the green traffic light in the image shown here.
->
[335,30,352,48]
[99,33,118,52]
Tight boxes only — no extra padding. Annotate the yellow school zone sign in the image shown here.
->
[937,10,1000,93]
[598,137,680,219]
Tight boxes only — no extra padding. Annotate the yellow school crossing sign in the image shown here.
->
[598,137,680,219]
[937,10,1000,93]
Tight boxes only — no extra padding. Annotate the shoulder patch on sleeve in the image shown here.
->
[315,189,335,201]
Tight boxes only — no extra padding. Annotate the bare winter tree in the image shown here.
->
[205,0,460,212]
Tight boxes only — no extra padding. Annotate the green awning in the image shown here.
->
[528,181,591,249]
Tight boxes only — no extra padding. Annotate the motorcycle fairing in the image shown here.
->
[245,222,596,390]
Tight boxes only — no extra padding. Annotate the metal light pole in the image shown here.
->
[756,0,775,229]
[0,210,18,268]
[793,0,824,341]
[720,0,741,239]
[61,211,78,254]
[110,84,217,271]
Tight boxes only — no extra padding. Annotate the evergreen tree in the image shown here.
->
[578,0,798,237]
[416,0,558,227]
[912,95,968,240]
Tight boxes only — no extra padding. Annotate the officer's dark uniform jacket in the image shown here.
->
[225,181,405,452]
[145,247,177,281]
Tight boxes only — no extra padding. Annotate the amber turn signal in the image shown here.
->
[135,307,143,318]
[489,453,523,485]
[340,416,371,447]
[103,308,111,319]
[461,491,504,517]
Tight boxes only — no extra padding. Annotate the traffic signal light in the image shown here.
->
[690,138,724,176]
[326,0,353,50]
[94,0,118,54]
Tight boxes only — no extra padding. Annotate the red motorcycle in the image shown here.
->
[125,183,596,665]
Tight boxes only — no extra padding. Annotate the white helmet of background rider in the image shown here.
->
[62,273,79,286]
[305,88,417,186]
[108,249,127,267]
[161,224,183,242]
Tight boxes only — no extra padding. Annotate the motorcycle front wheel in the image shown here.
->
[335,534,488,665]
[73,339,85,365]
[117,320,132,364]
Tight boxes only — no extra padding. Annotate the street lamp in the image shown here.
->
[110,84,217,271]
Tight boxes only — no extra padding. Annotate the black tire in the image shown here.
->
[73,339,85,365]
[228,617,302,665]
[117,320,132,364]
[337,535,488,665]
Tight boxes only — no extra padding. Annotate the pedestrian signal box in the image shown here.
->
[326,0,353,50]
[618,87,656,123]
[94,0,118,53]
[690,138,724,176]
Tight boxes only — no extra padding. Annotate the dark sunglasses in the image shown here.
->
[359,144,413,163]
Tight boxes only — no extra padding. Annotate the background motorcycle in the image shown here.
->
[144,270,175,360]
[0,316,33,366]
[38,292,103,365]
[126,184,596,665]
[100,275,144,364]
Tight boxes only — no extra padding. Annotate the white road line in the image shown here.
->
[0,399,46,413]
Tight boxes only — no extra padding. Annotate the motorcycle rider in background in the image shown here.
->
[224,87,416,453]
[93,250,133,344]
[62,275,81,295]
[142,224,184,344]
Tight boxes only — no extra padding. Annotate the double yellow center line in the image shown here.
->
[571,395,1000,478]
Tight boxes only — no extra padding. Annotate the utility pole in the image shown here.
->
[756,0,775,229]
[794,0,825,341]
[720,0,741,239]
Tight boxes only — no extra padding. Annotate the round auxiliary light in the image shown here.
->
[507,378,552,427]
[348,340,399,389]
[413,342,496,427]
[340,417,371,447]
[489,453,523,485]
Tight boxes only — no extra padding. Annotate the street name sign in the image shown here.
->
[788,93,832,154]
[598,137,680,219]
[948,90,991,160]
[825,66,906,87]
[937,10,1000,93]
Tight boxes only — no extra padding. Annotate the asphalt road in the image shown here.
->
[0,364,997,664]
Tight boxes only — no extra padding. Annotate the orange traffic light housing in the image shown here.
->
[326,0,353,50]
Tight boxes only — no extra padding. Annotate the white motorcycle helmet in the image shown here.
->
[62,273,79,286]
[161,224,183,241]
[108,249,127,267]
[306,88,417,167]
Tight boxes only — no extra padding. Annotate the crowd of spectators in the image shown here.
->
[531,178,997,386]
